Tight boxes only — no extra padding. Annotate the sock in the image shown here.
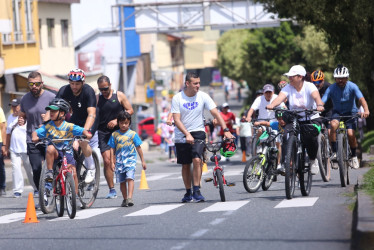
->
[186,188,192,195]
[332,142,337,152]
[193,186,200,192]
[84,155,95,170]
[351,148,356,157]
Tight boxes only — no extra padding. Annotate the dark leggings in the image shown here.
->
[282,120,320,161]
[27,143,46,191]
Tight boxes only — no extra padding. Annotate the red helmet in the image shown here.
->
[220,141,237,158]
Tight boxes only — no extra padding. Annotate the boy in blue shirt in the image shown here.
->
[108,111,146,207]
[32,98,92,194]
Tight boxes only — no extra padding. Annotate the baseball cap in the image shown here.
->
[284,65,306,77]
[263,84,274,93]
[8,98,21,106]
[222,102,229,108]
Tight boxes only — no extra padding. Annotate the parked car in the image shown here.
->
[138,116,155,139]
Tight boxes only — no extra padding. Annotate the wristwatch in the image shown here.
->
[223,128,230,132]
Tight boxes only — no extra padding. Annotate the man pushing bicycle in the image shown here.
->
[321,65,370,169]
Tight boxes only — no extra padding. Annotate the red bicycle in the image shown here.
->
[196,139,234,202]
[38,137,85,219]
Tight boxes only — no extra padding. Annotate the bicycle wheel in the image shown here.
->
[262,155,276,191]
[55,179,64,217]
[337,133,348,187]
[284,134,297,199]
[216,169,225,202]
[77,151,100,208]
[39,162,55,214]
[299,151,312,196]
[65,172,77,219]
[243,156,264,193]
[317,133,331,182]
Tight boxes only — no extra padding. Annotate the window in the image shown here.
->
[47,18,55,47]
[25,0,34,41]
[61,20,69,47]
[12,0,22,42]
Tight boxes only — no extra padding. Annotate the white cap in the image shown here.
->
[284,65,306,77]
[222,102,229,108]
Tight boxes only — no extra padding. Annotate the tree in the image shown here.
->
[256,0,374,127]
[217,22,302,96]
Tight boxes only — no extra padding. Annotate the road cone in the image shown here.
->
[139,169,149,190]
[242,151,246,162]
[202,162,208,173]
[23,192,39,223]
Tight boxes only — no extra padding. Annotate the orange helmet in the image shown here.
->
[311,70,325,84]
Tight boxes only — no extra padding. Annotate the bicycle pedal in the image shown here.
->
[204,178,213,182]
[226,182,235,187]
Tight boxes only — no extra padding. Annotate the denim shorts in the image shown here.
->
[116,169,135,183]
[331,113,357,130]
[58,151,76,166]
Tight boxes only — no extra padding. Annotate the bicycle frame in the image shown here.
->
[54,148,71,197]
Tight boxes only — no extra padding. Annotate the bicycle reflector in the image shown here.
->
[220,141,237,158]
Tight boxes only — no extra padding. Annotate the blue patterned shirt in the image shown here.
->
[107,129,142,173]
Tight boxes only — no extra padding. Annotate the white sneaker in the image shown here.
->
[85,169,96,183]
[310,159,319,175]
[331,152,337,161]
[351,156,359,169]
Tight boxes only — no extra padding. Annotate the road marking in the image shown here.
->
[135,174,174,182]
[274,197,319,208]
[190,229,209,238]
[125,204,184,216]
[49,208,118,221]
[0,212,43,224]
[210,218,226,225]
[199,201,249,213]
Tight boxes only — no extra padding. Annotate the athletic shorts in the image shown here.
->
[98,130,113,153]
[175,131,206,165]
[116,169,135,183]
[57,151,76,166]
[331,113,357,130]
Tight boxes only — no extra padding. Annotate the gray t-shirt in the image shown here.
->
[21,90,56,143]
[171,90,216,140]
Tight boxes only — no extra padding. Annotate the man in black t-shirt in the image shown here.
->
[56,69,97,184]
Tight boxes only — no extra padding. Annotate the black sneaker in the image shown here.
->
[192,190,205,202]
[121,199,128,207]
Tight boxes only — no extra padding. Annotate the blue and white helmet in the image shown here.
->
[333,65,349,78]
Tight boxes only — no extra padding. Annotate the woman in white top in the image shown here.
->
[267,65,325,175]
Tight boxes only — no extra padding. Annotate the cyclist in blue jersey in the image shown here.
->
[321,65,370,169]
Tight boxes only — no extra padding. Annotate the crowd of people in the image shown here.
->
[0,64,370,207]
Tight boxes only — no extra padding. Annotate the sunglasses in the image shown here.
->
[313,80,322,85]
[99,87,110,92]
[28,82,42,87]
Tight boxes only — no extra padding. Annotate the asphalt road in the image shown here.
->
[0,86,365,250]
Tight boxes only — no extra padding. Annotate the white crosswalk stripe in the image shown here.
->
[274,197,319,208]
[125,204,184,217]
[49,208,118,221]
[0,211,43,224]
[199,201,249,212]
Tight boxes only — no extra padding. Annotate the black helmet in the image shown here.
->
[45,98,71,114]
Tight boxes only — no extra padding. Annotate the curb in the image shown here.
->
[351,166,374,250]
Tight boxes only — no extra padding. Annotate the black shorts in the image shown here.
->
[175,131,206,165]
[98,130,113,153]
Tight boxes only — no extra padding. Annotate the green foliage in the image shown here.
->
[255,0,374,128]
[362,166,374,199]
[362,137,374,153]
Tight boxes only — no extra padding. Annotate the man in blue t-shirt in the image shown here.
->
[322,65,370,169]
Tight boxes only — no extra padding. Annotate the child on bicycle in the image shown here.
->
[31,98,92,194]
[107,111,146,207]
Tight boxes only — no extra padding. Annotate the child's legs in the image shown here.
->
[118,169,135,199]
[46,145,58,171]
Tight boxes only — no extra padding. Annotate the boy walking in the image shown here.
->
[108,111,146,207]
